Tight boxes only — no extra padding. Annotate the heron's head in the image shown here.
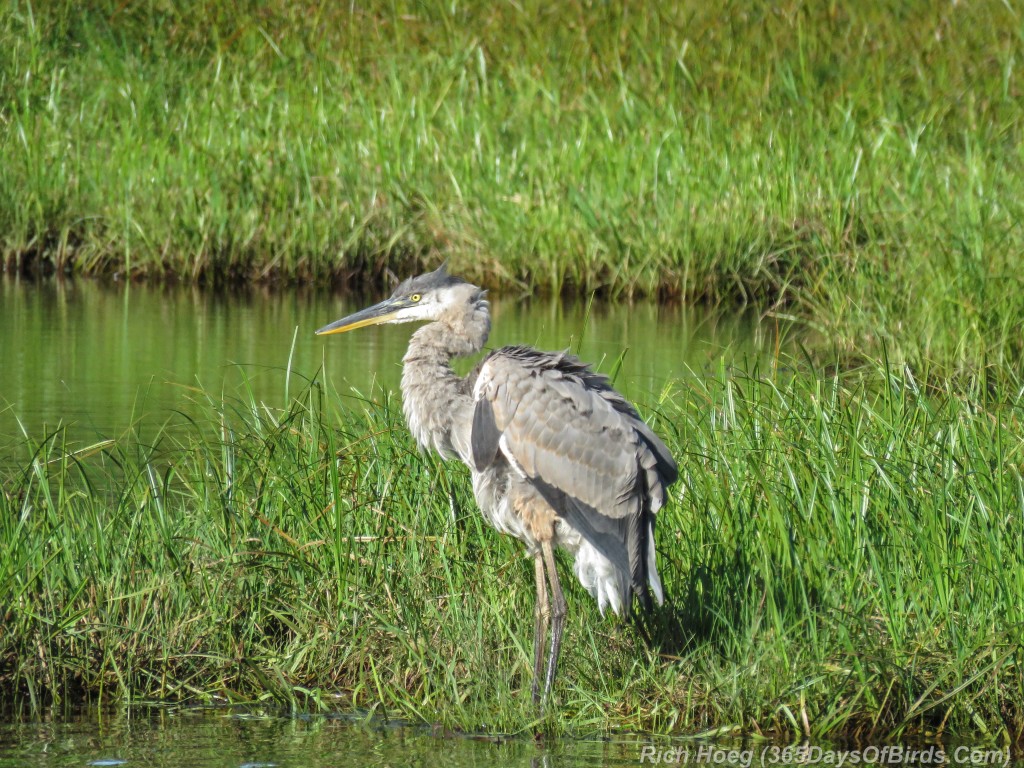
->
[315,264,486,337]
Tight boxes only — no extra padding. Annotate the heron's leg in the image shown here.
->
[541,540,567,701]
[531,552,549,705]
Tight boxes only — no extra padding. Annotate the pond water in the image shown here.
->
[0,277,788,452]
[0,706,659,767]
[0,707,1017,768]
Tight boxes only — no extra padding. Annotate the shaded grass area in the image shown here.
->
[2,366,1022,740]
[2,1,1024,374]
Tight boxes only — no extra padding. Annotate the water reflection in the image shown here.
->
[0,706,667,768]
[1,707,1016,768]
[0,277,789,450]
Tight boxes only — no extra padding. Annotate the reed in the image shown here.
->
[2,363,1021,739]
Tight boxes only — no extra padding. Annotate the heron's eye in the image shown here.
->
[410,294,422,302]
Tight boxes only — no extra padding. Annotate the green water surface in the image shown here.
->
[0,707,649,767]
[0,277,786,451]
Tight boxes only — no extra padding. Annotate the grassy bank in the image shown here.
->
[2,365,1022,739]
[2,1,1024,375]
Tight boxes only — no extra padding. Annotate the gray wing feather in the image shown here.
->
[472,345,677,609]
[471,396,502,470]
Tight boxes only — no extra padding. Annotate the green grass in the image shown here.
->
[2,364,1021,740]
[2,1,1024,375]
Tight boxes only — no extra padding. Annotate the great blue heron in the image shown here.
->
[316,264,677,704]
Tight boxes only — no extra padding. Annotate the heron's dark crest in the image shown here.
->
[391,263,468,298]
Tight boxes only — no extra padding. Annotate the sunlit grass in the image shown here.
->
[2,363,1021,738]
[1,1,1023,375]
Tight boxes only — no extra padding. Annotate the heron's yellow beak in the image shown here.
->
[315,298,406,336]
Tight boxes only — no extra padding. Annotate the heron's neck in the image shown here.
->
[400,302,490,461]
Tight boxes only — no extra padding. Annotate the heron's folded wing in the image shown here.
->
[474,352,636,508]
